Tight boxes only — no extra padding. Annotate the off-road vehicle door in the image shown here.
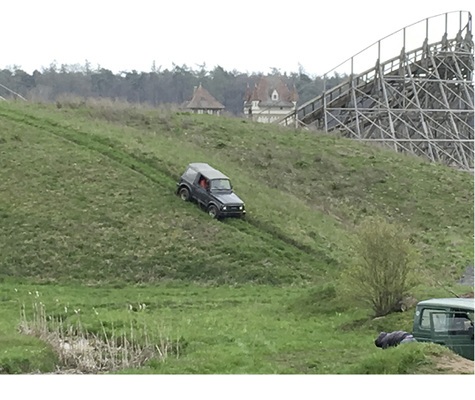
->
[430,311,474,360]
[194,174,210,206]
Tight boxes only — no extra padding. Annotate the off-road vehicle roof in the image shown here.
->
[187,163,229,180]
[416,298,474,311]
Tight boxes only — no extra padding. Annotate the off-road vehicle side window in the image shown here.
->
[420,308,447,331]
[198,175,210,190]
[447,313,473,335]
[210,179,231,191]
[420,309,473,334]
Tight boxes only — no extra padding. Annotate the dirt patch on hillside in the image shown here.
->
[434,354,474,374]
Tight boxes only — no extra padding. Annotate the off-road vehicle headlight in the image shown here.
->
[222,206,227,210]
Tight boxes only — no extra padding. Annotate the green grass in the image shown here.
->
[0,99,472,374]
[1,280,466,375]
[0,334,58,374]
[0,280,448,374]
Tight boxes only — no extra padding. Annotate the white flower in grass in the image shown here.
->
[35,291,39,298]
[64,306,68,313]
[14,288,18,292]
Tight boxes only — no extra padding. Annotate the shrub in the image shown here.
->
[342,216,418,317]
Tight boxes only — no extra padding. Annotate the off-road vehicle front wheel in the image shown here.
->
[207,205,219,219]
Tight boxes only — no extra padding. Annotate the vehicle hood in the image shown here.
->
[212,192,244,205]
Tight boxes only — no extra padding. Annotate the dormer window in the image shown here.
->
[271,89,279,101]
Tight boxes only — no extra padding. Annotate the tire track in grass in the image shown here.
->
[0,107,334,262]
[0,108,176,190]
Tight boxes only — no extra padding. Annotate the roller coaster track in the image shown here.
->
[280,11,474,171]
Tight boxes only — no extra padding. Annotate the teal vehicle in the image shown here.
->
[412,298,474,360]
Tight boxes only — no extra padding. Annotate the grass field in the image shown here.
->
[0,99,473,376]
[1,278,466,375]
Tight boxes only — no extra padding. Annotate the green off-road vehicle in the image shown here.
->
[412,298,474,360]
[176,163,246,219]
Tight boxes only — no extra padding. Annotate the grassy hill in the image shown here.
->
[1,99,472,285]
[0,99,473,376]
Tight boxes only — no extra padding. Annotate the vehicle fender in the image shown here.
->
[207,201,221,211]
[177,183,193,199]
[177,183,191,193]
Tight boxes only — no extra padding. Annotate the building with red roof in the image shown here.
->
[243,75,298,123]
[183,84,225,115]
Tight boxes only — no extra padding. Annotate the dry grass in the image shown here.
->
[434,354,474,374]
[19,300,179,374]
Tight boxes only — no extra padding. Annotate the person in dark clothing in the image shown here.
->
[375,331,416,349]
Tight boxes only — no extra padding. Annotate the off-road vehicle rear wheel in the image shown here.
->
[179,187,190,201]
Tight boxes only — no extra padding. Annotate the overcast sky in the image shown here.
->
[2,0,473,76]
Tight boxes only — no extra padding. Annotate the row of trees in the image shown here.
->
[0,62,346,116]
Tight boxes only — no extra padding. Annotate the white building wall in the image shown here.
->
[250,105,296,124]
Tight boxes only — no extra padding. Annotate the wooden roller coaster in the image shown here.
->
[280,11,474,171]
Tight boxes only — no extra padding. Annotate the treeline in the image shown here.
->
[0,62,346,116]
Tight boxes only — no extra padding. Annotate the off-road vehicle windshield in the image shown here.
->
[210,179,231,191]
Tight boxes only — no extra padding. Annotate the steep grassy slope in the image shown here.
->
[0,100,473,286]
[0,115,321,285]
